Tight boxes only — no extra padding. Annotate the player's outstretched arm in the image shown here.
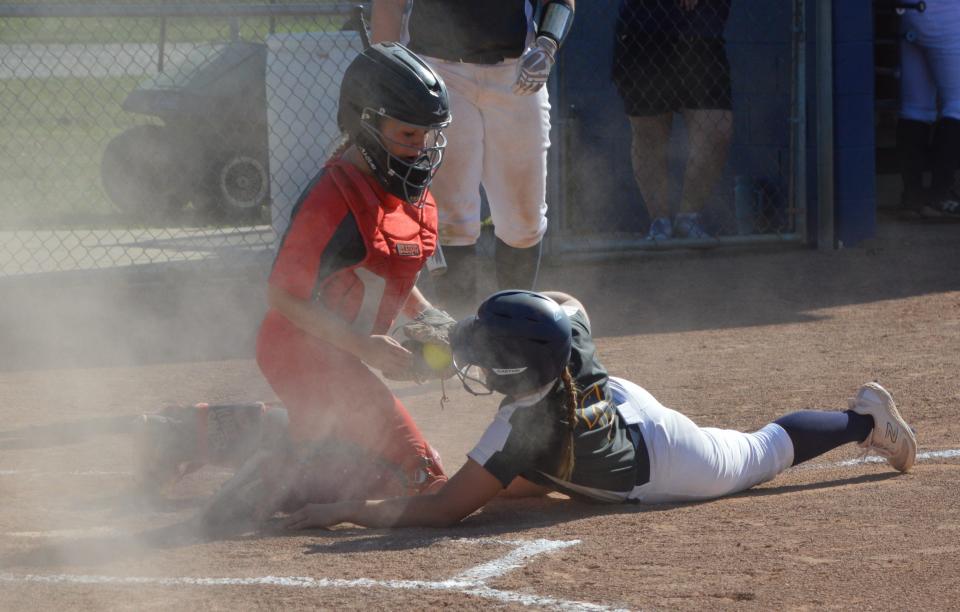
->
[500,476,553,498]
[284,459,503,529]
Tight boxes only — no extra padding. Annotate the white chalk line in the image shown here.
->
[4,527,122,539]
[0,538,627,612]
[0,470,133,477]
[3,450,959,608]
[798,448,960,470]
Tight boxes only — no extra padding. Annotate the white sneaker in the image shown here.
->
[848,382,917,473]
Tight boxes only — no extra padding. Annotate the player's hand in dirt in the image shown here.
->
[283,501,352,530]
[359,334,413,374]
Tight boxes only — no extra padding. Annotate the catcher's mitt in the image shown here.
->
[400,307,457,346]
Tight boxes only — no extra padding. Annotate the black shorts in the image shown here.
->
[612,31,732,116]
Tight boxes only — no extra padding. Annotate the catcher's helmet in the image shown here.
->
[450,290,573,397]
[338,42,451,203]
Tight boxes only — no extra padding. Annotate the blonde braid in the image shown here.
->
[556,367,579,481]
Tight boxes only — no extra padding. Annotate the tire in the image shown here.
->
[194,151,270,224]
[100,125,188,216]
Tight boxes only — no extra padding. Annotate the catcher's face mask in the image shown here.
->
[358,109,448,205]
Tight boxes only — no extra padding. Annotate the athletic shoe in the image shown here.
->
[673,212,712,239]
[848,382,917,472]
[935,193,960,217]
[645,216,673,241]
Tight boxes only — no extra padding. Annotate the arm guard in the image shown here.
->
[538,1,575,48]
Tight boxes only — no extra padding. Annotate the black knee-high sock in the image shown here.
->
[896,119,932,207]
[932,117,960,197]
[774,410,874,466]
[495,238,542,291]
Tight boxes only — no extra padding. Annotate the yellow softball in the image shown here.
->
[422,343,453,371]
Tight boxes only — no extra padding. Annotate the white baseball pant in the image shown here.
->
[900,1,960,122]
[609,377,795,504]
[424,56,551,248]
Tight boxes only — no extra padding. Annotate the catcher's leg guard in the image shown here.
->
[200,439,446,527]
[287,440,446,509]
[136,402,288,494]
[199,448,289,528]
[495,238,541,291]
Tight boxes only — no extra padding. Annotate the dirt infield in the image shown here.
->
[1,216,959,610]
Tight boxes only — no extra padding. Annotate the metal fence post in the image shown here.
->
[790,0,807,242]
[816,0,835,249]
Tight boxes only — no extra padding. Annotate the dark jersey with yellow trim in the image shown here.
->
[467,308,639,501]
[407,0,534,63]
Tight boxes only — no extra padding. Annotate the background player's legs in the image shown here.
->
[628,113,673,233]
[925,39,960,212]
[930,117,960,213]
[679,108,733,215]
[898,39,939,213]
[481,65,550,290]
[495,238,542,290]
[426,61,486,308]
[896,117,933,213]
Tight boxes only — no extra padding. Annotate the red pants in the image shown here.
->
[256,310,445,493]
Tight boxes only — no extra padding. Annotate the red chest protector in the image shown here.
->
[323,159,438,334]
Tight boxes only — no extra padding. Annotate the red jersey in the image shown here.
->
[268,157,438,335]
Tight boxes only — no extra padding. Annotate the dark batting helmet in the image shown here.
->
[450,290,573,397]
[338,42,451,203]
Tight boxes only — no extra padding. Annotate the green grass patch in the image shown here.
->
[0,7,348,229]
[0,74,144,228]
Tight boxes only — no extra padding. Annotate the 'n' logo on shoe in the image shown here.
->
[885,422,898,443]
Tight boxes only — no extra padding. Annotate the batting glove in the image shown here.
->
[512,35,558,96]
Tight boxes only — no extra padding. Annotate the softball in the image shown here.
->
[422,343,453,371]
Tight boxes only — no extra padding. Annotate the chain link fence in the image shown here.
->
[0,1,363,276]
[0,1,806,277]
[553,0,806,253]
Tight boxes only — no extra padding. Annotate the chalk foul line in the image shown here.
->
[0,538,628,612]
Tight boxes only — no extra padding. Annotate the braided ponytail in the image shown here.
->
[555,367,579,481]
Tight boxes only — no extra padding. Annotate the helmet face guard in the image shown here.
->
[356,108,449,205]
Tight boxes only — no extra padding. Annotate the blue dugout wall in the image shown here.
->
[553,0,877,248]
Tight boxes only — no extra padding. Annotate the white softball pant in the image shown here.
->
[609,377,795,504]
[424,56,551,248]
[900,1,960,122]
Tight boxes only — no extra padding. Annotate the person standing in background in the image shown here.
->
[895,1,960,218]
[612,0,733,241]
[371,0,575,314]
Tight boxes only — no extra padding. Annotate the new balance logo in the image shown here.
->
[885,422,898,443]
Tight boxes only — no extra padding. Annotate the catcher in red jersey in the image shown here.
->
[200,43,458,522]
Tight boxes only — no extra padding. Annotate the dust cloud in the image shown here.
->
[0,262,276,580]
